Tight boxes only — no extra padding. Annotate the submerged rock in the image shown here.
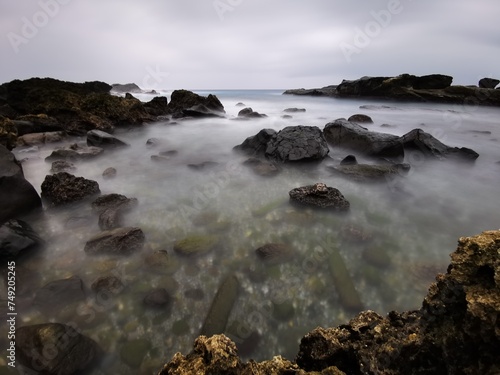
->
[289,183,350,211]
[255,243,293,265]
[120,338,152,369]
[143,288,172,308]
[84,227,145,255]
[50,160,76,174]
[283,107,306,113]
[328,163,410,183]
[91,193,138,230]
[173,234,219,256]
[33,276,86,312]
[243,157,279,177]
[41,172,100,206]
[102,166,117,179]
[91,275,124,296]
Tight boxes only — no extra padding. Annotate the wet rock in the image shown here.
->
[255,243,293,265]
[347,114,373,123]
[143,288,172,308]
[45,143,104,161]
[143,96,169,117]
[146,137,163,147]
[233,128,277,157]
[243,157,279,177]
[282,114,293,119]
[87,129,129,148]
[0,145,41,223]
[478,77,499,89]
[17,131,65,146]
[323,119,404,162]
[283,107,306,113]
[102,166,117,179]
[340,223,374,243]
[41,172,100,206]
[235,102,246,107]
[289,183,350,211]
[168,89,225,117]
[50,160,76,174]
[283,85,338,96]
[200,274,240,336]
[0,219,43,259]
[173,234,219,256]
[84,227,145,255]
[329,163,410,183]
[237,107,267,118]
[120,338,151,369]
[16,323,100,375]
[266,125,329,162]
[340,155,358,166]
[33,276,86,312]
[90,275,124,296]
[92,193,138,230]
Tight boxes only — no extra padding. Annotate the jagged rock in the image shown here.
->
[347,114,373,123]
[45,143,104,161]
[237,107,267,118]
[265,126,329,162]
[283,108,306,113]
[91,193,138,230]
[50,160,76,173]
[242,157,279,177]
[41,172,100,206]
[84,227,145,255]
[233,128,277,157]
[328,163,410,183]
[289,183,350,211]
[255,243,293,265]
[478,77,499,89]
[87,129,129,148]
[33,276,86,312]
[0,145,41,223]
[183,104,226,118]
[323,119,404,161]
[0,219,43,259]
[283,85,338,96]
[16,323,100,375]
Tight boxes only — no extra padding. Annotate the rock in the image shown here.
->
[90,275,124,296]
[237,107,267,118]
[91,193,138,230]
[235,102,246,107]
[329,163,410,183]
[282,114,293,119]
[289,183,350,211]
[146,137,164,147]
[33,276,86,312]
[478,77,499,89]
[183,104,226,118]
[233,128,277,157]
[0,145,41,223]
[111,83,142,93]
[14,114,63,135]
[401,128,479,161]
[17,131,65,146]
[0,117,18,150]
[283,85,338,97]
[143,288,172,308]
[84,227,145,255]
[340,155,357,166]
[347,114,373,123]
[102,167,117,179]
[173,234,219,256]
[242,157,279,177]
[323,119,404,161]
[16,323,100,375]
[120,339,151,369]
[45,143,104,161]
[187,161,219,170]
[255,243,293,265]
[87,129,129,148]
[168,89,225,117]
[50,160,76,173]
[124,93,137,100]
[143,96,169,116]
[283,108,306,113]
[200,274,240,336]
[0,219,43,259]
[340,223,374,243]
[144,250,179,275]
[41,172,100,206]
[265,125,329,162]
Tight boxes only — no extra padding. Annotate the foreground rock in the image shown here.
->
[159,229,500,374]
[0,219,43,259]
[0,144,41,223]
[41,172,100,206]
[84,227,145,255]
[242,157,279,177]
[16,323,100,375]
[289,183,350,211]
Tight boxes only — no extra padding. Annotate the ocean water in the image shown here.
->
[8,90,500,373]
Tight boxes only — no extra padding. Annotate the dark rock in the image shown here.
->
[91,275,124,296]
[143,96,169,116]
[168,90,225,117]
[347,114,373,123]
[124,93,136,100]
[478,77,499,89]
[282,114,293,119]
[255,243,293,265]
[0,103,17,118]
[87,129,129,148]
[235,102,246,107]
[323,119,404,161]
[143,288,172,308]
[16,323,100,375]
[0,219,43,259]
[50,160,76,173]
[111,83,142,93]
[41,172,100,206]
[84,227,145,255]
[0,145,41,223]
[237,107,267,118]
[33,276,86,311]
[340,155,358,166]
[265,125,329,162]
[18,131,65,146]
[0,117,18,150]
[102,167,117,179]
[146,137,163,147]
[187,161,219,170]
[173,234,219,256]
[283,108,306,113]
[289,183,350,211]
[233,128,277,157]
[183,104,226,118]
[45,143,104,161]
[412,74,453,89]
[283,85,338,97]
[14,114,63,135]
[329,163,410,183]
[242,157,279,177]
[91,194,138,230]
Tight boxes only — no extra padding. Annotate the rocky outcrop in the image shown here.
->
[283,85,338,96]
[143,96,169,117]
[289,183,350,211]
[265,126,329,162]
[233,128,276,157]
[0,144,41,223]
[478,77,499,89]
[84,227,145,255]
[0,117,18,150]
[111,83,142,93]
[0,219,43,259]
[168,89,225,118]
[41,172,100,206]
[16,323,100,375]
[159,229,500,374]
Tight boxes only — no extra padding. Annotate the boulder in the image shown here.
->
[478,77,499,89]
[265,126,329,162]
[33,276,86,312]
[45,143,104,161]
[233,128,277,157]
[347,114,373,123]
[242,157,279,177]
[340,155,358,166]
[87,129,129,148]
[91,193,138,230]
[289,183,350,211]
[41,172,100,206]
[102,167,117,179]
[16,323,100,375]
[323,119,404,161]
[237,107,267,118]
[0,219,43,259]
[328,163,410,183]
[84,227,145,255]
[168,90,225,117]
[0,145,41,223]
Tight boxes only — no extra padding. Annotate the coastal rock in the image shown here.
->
[102,167,117,179]
[0,145,41,223]
[242,157,279,177]
[168,89,225,117]
[16,323,100,375]
[87,129,129,148]
[265,125,329,162]
[289,183,350,211]
[14,114,63,135]
[0,219,43,259]
[340,155,358,165]
[111,83,142,93]
[33,276,86,312]
[143,96,169,116]
[233,128,277,157]
[283,107,306,113]
[283,85,338,97]
[237,107,267,118]
[328,163,410,183]
[45,143,104,161]
[84,227,145,255]
[173,234,219,256]
[347,114,373,123]
[478,77,499,89]
[91,193,138,230]
[183,104,226,118]
[50,160,76,174]
[323,119,404,161]
[41,172,100,206]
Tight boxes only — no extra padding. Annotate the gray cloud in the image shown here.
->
[1,0,499,89]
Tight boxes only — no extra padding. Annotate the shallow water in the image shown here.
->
[7,90,500,373]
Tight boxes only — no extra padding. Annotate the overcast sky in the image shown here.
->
[1,0,499,89]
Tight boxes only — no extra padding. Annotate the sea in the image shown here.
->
[9,89,500,373]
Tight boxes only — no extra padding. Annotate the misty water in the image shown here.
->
[11,90,500,373]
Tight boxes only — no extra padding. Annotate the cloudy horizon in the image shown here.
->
[1,0,499,90]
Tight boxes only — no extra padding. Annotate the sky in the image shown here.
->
[1,0,499,90]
